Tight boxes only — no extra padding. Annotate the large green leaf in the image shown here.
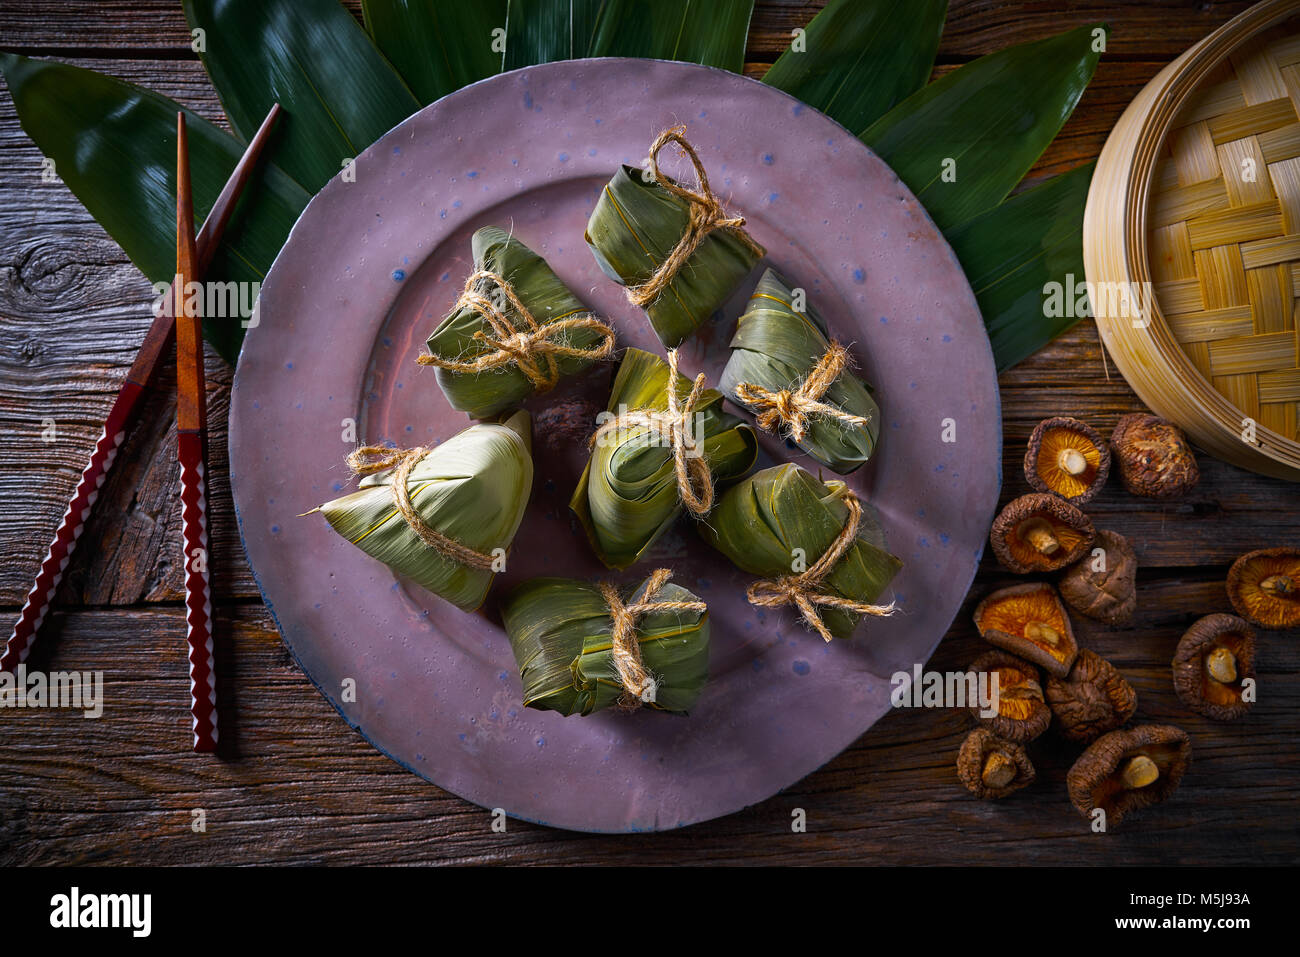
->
[862,23,1104,231]
[763,0,946,132]
[362,0,508,106]
[0,53,310,363]
[504,0,754,72]
[183,0,420,193]
[946,163,1096,372]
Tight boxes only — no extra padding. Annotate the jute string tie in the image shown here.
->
[345,446,497,571]
[626,127,763,309]
[418,269,614,391]
[746,489,895,642]
[733,341,870,443]
[589,349,714,515]
[598,568,706,710]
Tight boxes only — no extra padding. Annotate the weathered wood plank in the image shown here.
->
[0,1,1260,63]
[1,1,1296,865]
[1,589,1293,865]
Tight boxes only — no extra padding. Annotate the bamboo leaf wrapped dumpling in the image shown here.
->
[572,347,758,570]
[314,410,533,611]
[700,463,903,641]
[720,268,881,474]
[420,226,615,419]
[585,127,765,347]
[501,569,709,716]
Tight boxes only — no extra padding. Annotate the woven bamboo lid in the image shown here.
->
[1086,0,1300,481]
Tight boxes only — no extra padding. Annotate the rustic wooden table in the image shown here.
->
[1,0,1297,866]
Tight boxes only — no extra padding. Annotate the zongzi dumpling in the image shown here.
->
[700,463,902,641]
[315,410,533,611]
[720,268,881,474]
[421,226,614,419]
[585,127,765,347]
[572,348,757,570]
[501,569,709,716]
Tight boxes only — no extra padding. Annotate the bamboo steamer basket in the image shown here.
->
[1085,0,1300,481]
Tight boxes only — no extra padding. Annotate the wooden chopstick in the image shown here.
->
[175,112,219,753]
[1,104,281,676]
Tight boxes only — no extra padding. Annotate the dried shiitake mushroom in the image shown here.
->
[957,728,1036,799]
[1172,613,1256,721]
[1110,413,1199,499]
[1046,649,1138,743]
[1024,416,1110,504]
[1066,724,1191,828]
[1058,529,1138,624]
[1227,547,1300,630]
[968,650,1051,743]
[974,582,1078,678]
[990,493,1096,574]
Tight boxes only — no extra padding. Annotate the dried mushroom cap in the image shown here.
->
[1046,649,1138,743]
[1111,413,1199,499]
[989,493,1096,574]
[1227,547,1300,630]
[1066,724,1191,828]
[967,649,1051,742]
[973,582,1079,678]
[957,728,1036,799]
[1172,613,1256,721]
[1058,529,1138,624]
[1024,416,1110,504]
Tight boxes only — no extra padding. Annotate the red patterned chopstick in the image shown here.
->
[175,113,219,753]
[0,104,281,676]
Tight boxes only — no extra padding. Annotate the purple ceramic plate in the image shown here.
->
[230,58,1001,832]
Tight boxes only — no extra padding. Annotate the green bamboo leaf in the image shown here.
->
[361,0,508,106]
[504,0,754,72]
[763,0,946,132]
[0,52,309,364]
[183,0,420,193]
[946,162,1095,372]
[861,23,1104,231]
[590,0,754,71]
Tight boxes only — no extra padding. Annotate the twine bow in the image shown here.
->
[418,269,614,391]
[345,446,497,571]
[598,568,707,710]
[589,349,714,515]
[746,489,895,642]
[733,342,870,443]
[626,127,764,309]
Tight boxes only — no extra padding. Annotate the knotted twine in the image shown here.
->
[598,568,706,710]
[626,127,764,309]
[418,269,614,392]
[345,446,496,571]
[733,341,870,443]
[589,349,714,515]
[747,489,895,642]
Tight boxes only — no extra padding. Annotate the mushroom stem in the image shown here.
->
[1024,621,1061,646]
[1260,574,1294,596]
[1017,517,1061,556]
[1206,647,1238,684]
[1057,447,1089,476]
[981,752,1017,789]
[1120,754,1159,789]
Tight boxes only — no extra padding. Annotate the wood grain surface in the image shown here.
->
[1,0,1296,866]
